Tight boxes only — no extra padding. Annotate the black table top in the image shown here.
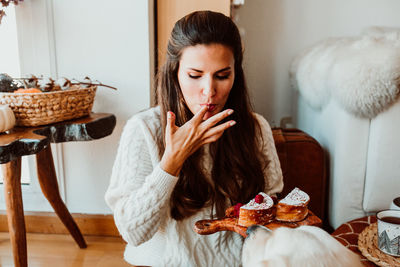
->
[0,113,116,164]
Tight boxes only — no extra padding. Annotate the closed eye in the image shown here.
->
[216,74,230,80]
[189,74,201,79]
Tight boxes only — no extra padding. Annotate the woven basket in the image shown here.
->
[358,223,400,267]
[0,86,97,126]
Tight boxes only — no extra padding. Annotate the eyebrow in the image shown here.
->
[188,67,231,73]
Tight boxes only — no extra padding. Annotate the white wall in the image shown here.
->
[14,0,153,214]
[234,0,400,126]
[54,0,154,214]
[0,6,20,77]
[54,1,153,214]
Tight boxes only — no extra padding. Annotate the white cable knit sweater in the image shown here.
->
[105,107,283,267]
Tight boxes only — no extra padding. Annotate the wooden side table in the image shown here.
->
[0,113,116,267]
[331,216,378,266]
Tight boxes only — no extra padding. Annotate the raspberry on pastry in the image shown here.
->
[238,192,275,227]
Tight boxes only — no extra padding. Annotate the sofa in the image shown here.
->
[291,27,400,229]
[296,94,400,229]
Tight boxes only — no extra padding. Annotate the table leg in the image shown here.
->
[2,158,28,267]
[36,145,87,248]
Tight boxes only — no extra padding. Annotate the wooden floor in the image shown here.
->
[0,232,132,267]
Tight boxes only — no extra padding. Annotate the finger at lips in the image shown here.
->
[191,106,209,124]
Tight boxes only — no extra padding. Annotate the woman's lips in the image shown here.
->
[200,104,217,112]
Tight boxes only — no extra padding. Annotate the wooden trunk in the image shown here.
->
[272,128,328,227]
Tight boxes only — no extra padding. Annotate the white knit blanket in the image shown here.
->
[290,26,400,118]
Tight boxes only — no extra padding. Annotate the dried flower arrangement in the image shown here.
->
[0,0,22,24]
[0,73,117,93]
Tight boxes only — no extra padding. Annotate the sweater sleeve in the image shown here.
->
[254,113,284,196]
[105,116,178,246]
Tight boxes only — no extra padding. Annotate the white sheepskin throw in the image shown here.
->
[290,27,400,118]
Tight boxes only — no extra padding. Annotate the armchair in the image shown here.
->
[291,27,400,229]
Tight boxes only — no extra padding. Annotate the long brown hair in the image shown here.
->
[156,11,269,220]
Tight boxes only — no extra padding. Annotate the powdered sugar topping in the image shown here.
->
[279,187,309,206]
[241,192,273,210]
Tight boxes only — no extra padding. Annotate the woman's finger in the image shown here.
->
[191,106,209,125]
[165,111,175,139]
[203,120,236,139]
[202,131,224,144]
[202,109,234,129]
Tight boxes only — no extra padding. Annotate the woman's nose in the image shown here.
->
[202,77,216,97]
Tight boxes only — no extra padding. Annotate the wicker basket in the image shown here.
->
[0,86,97,126]
[358,223,400,267]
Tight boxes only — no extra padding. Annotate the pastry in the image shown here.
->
[238,192,275,227]
[225,203,243,218]
[276,187,310,222]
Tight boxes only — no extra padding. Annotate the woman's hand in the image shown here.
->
[160,106,236,176]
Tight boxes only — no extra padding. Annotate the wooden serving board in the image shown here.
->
[194,211,322,238]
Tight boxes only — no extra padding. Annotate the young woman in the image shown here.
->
[105,11,283,267]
